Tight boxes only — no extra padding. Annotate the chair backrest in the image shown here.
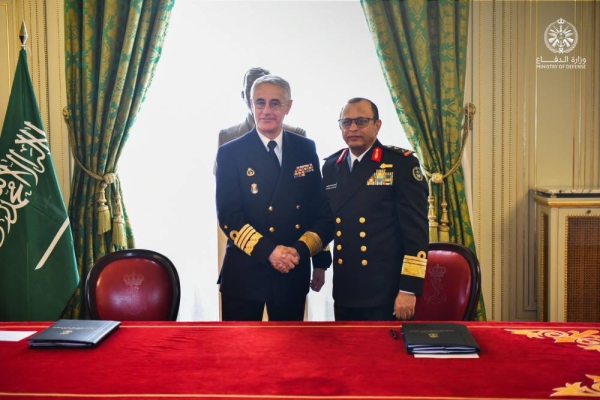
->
[414,242,481,321]
[85,249,181,321]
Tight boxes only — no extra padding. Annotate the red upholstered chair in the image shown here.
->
[414,242,481,321]
[85,249,181,321]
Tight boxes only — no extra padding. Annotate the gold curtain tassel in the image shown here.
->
[97,182,111,234]
[428,198,439,242]
[427,179,439,242]
[438,187,450,242]
[97,206,111,234]
[111,181,127,247]
[112,216,126,247]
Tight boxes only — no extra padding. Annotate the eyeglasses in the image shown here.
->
[253,99,286,111]
[338,117,377,129]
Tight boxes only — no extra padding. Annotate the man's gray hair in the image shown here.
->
[251,75,292,101]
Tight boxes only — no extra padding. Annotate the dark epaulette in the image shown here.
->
[324,148,347,162]
[386,145,415,157]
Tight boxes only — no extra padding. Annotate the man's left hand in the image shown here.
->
[310,268,325,292]
[394,292,416,320]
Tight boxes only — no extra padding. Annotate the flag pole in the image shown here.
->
[19,21,28,47]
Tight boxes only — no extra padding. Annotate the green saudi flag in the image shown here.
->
[0,48,79,321]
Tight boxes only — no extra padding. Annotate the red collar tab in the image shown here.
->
[336,148,349,165]
[371,147,382,162]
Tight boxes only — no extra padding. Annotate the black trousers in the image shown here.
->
[334,303,396,321]
[221,293,306,321]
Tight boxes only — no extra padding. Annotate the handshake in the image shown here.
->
[268,245,299,273]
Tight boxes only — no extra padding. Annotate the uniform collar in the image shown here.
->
[257,129,284,151]
[348,144,374,168]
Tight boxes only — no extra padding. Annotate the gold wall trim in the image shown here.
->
[492,0,498,321]
[539,212,547,322]
[592,2,597,185]
[533,197,600,208]
[1,2,11,88]
[476,0,485,320]
[563,216,568,322]
[501,0,507,322]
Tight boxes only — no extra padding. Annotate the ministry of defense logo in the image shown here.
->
[544,18,578,54]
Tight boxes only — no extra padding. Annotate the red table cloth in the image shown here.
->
[0,321,599,399]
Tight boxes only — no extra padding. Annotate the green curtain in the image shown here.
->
[361,0,486,320]
[62,0,175,319]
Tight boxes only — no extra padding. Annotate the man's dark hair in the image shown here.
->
[343,97,379,121]
[244,67,270,95]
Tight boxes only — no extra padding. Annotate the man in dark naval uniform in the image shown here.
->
[218,67,306,147]
[215,68,328,321]
[322,97,429,321]
[215,75,333,321]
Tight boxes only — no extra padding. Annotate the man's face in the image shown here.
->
[251,83,292,138]
[340,100,381,156]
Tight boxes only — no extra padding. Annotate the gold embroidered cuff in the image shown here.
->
[230,224,263,256]
[298,231,323,257]
[401,251,427,279]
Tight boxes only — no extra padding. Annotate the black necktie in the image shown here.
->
[351,159,359,172]
[268,141,280,171]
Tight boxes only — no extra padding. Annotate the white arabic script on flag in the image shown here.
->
[0,121,48,248]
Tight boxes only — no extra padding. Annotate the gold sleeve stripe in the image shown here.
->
[230,224,263,256]
[239,225,259,254]
[401,251,427,279]
[299,231,323,257]
[238,225,254,250]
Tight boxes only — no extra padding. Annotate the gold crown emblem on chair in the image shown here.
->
[123,272,144,287]
[428,263,447,278]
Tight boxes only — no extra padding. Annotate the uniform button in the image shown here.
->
[224,225,228,229]
[269,227,275,232]
[359,217,366,223]
[336,217,341,224]
[336,244,342,251]
[362,260,368,266]
[361,246,367,252]
[295,224,300,229]
[336,231,342,237]
[268,206,273,211]
[296,205,301,209]
[338,259,343,265]
[360,232,366,238]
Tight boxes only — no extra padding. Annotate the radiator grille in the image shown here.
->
[565,216,600,322]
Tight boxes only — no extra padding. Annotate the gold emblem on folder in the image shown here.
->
[251,183,258,194]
